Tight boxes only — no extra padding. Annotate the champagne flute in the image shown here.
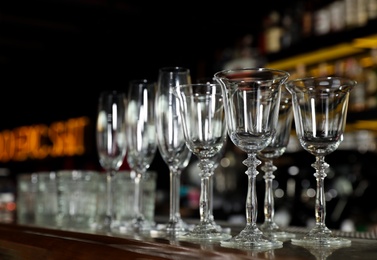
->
[286,76,355,246]
[153,67,192,237]
[125,79,157,233]
[257,85,295,239]
[175,83,231,242]
[95,90,127,232]
[214,68,289,249]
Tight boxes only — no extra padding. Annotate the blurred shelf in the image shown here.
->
[265,20,377,71]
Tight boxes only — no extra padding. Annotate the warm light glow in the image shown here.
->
[0,117,89,162]
[267,43,365,70]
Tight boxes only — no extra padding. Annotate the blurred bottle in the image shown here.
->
[347,57,366,112]
[223,34,265,70]
[329,1,346,33]
[265,11,283,54]
[367,0,377,20]
[301,1,314,38]
[313,1,331,36]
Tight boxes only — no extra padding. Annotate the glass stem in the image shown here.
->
[262,159,277,224]
[105,170,115,227]
[169,168,182,225]
[209,174,214,222]
[133,170,144,222]
[198,159,213,224]
[244,153,261,228]
[312,155,329,228]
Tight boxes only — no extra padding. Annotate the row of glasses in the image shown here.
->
[95,79,157,234]
[95,66,356,250]
[214,69,355,249]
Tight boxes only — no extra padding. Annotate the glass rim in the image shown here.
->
[287,76,357,85]
[178,83,220,88]
[214,67,290,81]
[286,76,357,92]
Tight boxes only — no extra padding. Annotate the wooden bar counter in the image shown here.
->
[1,222,377,259]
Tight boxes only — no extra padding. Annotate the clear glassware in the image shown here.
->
[214,68,289,249]
[257,85,295,239]
[207,138,229,234]
[175,83,231,242]
[153,67,192,237]
[286,76,356,246]
[196,77,229,234]
[95,90,127,232]
[125,79,157,233]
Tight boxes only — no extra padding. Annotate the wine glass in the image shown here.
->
[175,83,231,242]
[214,68,289,249]
[286,76,356,246]
[196,77,231,233]
[196,77,229,234]
[153,67,192,237]
[125,79,157,233]
[257,85,295,239]
[95,90,127,232]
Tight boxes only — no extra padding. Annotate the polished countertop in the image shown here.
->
[1,222,377,259]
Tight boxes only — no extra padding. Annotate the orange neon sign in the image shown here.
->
[0,117,89,162]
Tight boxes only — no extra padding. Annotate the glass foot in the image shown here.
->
[260,223,296,241]
[178,222,232,242]
[150,221,192,238]
[291,236,351,246]
[189,220,231,234]
[292,225,351,246]
[221,224,283,249]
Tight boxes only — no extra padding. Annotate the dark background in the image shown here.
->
[0,0,289,170]
[0,0,298,125]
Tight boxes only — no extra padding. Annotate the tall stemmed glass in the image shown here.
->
[214,68,289,249]
[125,79,157,233]
[207,138,229,233]
[257,85,295,239]
[96,90,127,232]
[196,77,228,233]
[175,83,231,242]
[154,67,192,236]
[286,76,355,246]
